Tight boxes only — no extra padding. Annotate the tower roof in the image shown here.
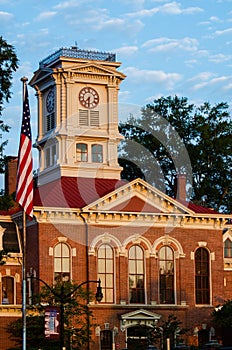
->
[39,46,116,68]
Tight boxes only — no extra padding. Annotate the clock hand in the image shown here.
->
[86,96,91,107]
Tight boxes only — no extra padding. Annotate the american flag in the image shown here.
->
[16,83,33,218]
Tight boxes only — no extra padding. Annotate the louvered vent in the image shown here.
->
[79,109,88,126]
[90,110,99,127]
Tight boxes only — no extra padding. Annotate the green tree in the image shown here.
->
[212,300,232,346]
[7,280,95,350]
[0,37,18,173]
[212,300,232,328]
[148,314,189,350]
[119,96,232,213]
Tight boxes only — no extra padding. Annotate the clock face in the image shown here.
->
[79,87,99,109]
[46,90,55,113]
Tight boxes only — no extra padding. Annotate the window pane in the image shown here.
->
[195,248,210,304]
[159,245,175,304]
[54,259,62,272]
[54,243,70,282]
[62,244,70,257]
[106,260,113,273]
[129,245,145,304]
[105,289,113,303]
[106,274,113,287]
[54,244,61,256]
[129,260,136,274]
[129,246,136,259]
[135,246,143,259]
[62,258,70,272]
[2,276,14,304]
[76,143,87,162]
[97,244,114,303]
[224,239,232,258]
[92,144,103,163]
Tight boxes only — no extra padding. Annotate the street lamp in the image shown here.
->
[29,275,103,350]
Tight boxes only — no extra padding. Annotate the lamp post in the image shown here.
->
[29,275,103,350]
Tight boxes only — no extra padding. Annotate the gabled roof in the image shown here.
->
[83,178,194,215]
[33,176,218,215]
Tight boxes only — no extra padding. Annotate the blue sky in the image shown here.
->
[1,0,232,185]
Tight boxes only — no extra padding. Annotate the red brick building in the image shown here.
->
[0,47,231,350]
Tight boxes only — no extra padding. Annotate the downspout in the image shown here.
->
[79,211,90,350]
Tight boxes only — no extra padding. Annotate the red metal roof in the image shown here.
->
[33,177,126,209]
[33,176,219,214]
[177,200,219,214]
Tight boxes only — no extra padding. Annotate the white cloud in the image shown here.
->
[123,66,182,89]
[142,37,199,53]
[188,72,216,82]
[126,1,203,17]
[214,27,232,36]
[160,2,203,15]
[0,11,13,21]
[35,11,57,21]
[114,46,138,56]
[208,53,232,63]
[191,75,229,91]
[54,0,80,9]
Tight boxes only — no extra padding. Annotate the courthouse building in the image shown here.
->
[0,47,231,350]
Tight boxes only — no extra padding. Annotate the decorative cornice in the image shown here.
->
[31,206,231,230]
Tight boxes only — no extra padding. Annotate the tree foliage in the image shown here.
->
[212,300,232,328]
[7,280,95,350]
[0,37,18,174]
[119,96,232,213]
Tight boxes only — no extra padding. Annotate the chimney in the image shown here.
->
[5,156,18,195]
[175,173,186,202]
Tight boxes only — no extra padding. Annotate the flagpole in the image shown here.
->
[21,76,28,350]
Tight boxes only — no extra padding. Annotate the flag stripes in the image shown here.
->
[16,83,33,217]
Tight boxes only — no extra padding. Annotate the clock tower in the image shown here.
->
[30,47,126,185]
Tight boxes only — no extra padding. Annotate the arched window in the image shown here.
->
[54,242,71,283]
[159,246,175,304]
[98,244,114,303]
[129,245,145,303]
[92,144,103,163]
[2,276,14,304]
[76,143,88,162]
[195,247,210,304]
[224,239,232,258]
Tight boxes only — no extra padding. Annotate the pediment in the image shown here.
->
[121,309,161,321]
[83,178,194,215]
[29,68,53,87]
[69,62,125,79]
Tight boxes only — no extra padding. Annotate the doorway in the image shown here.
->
[100,330,113,350]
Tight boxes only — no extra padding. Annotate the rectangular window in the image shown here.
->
[195,248,210,304]
[45,148,50,168]
[45,144,57,168]
[98,244,114,303]
[224,239,232,258]
[92,144,103,163]
[129,245,145,304]
[159,246,175,304]
[76,143,88,162]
